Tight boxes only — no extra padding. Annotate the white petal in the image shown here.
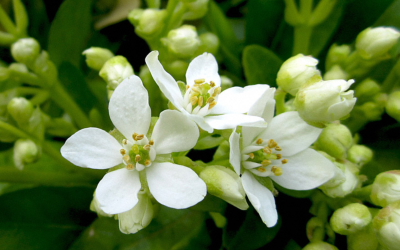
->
[109,75,151,139]
[187,113,214,133]
[147,162,206,208]
[270,148,336,190]
[61,128,122,169]
[243,161,262,170]
[96,168,141,214]
[229,130,241,175]
[242,171,278,227]
[186,53,221,87]
[258,111,322,156]
[152,110,199,154]
[204,114,267,130]
[145,51,184,111]
[209,85,273,115]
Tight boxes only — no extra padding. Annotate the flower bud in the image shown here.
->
[276,54,321,96]
[7,97,34,125]
[164,60,189,81]
[32,51,58,86]
[316,123,353,160]
[11,38,41,66]
[326,44,351,70]
[0,66,9,82]
[373,201,400,250]
[320,161,359,198]
[348,145,373,168]
[13,139,40,170]
[196,32,219,55]
[386,91,400,122]
[90,192,113,217]
[182,0,209,20]
[221,75,233,91]
[358,101,384,121]
[200,165,249,210]
[118,191,154,234]
[356,27,400,60]
[347,224,379,250]
[99,56,134,91]
[371,171,400,207]
[82,47,114,71]
[303,241,338,250]
[354,78,381,101]
[294,79,357,127]
[162,25,201,58]
[330,203,372,235]
[128,9,166,38]
[323,65,349,80]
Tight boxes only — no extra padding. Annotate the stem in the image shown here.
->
[29,90,50,105]
[275,88,287,115]
[352,184,373,203]
[0,4,17,34]
[293,25,313,55]
[381,59,400,93]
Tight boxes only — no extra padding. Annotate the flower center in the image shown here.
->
[119,133,156,171]
[243,138,288,177]
[182,78,221,116]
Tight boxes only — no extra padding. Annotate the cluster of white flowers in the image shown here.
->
[61,51,337,231]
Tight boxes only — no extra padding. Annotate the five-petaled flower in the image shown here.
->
[61,75,206,214]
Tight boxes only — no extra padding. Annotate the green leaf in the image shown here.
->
[69,206,207,250]
[375,0,400,27]
[223,207,281,250]
[47,0,92,67]
[242,44,282,86]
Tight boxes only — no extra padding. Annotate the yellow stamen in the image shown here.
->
[126,164,134,170]
[145,159,151,166]
[135,155,141,162]
[136,134,144,140]
[149,140,154,145]
[207,97,214,104]
[132,132,138,141]
[257,167,266,172]
[198,96,204,106]
[190,96,198,106]
[123,155,130,164]
[191,86,200,93]
[143,144,151,151]
[210,81,215,87]
[282,159,288,164]
[263,147,271,154]
[268,139,277,148]
[275,146,282,151]
[256,138,263,145]
[212,87,221,97]
[261,159,271,167]
[120,149,126,155]
[276,154,282,159]
[186,85,190,90]
[248,153,254,159]
[273,167,283,176]
[194,78,205,84]
[123,139,127,145]
[208,101,217,109]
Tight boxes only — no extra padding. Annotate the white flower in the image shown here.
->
[61,75,206,214]
[145,51,270,133]
[229,110,336,227]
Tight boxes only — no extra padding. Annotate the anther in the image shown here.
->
[143,144,151,151]
[135,155,141,162]
[257,167,266,172]
[268,139,277,148]
[123,155,130,164]
[210,81,215,87]
[263,147,271,154]
[248,153,254,159]
[132,132,138,141]
[194,78,205,84]
[120,149,126,155]
[208,101,217,109]
[207,97,214,104]
[275,146,282,151]
[145,159,151,166]
[190,96,198,105]
[256,138,263,145]
[281,159,288,164]
[122,139,127,145]
[212,87,221,97]
[198,96,204,106]
[149,140,154,145]
[186,85,190,90]
[276,154,282,159]
[273,167,283,176]
[136,134,144,140]
[191,86,200,93]
[261,159,271,167]
[126,164,134,170]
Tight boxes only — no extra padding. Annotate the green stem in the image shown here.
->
[9,69,43,86]
[145,0,160,8]
[293,25,312,55]
[275,88,287,115]
[381,59,400,93]
[29,90,49,105]
[352,184,373,203]
[0,4,17,34]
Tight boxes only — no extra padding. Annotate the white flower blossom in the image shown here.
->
[61,75,206,214]
[145,51,270,133]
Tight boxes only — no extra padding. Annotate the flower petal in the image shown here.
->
[147,162,207,209]
[109,75,151,139]
[258,111,322,156]
[96,168,141,214]
[229,129,241,175]
[204,114,267,130]
[187,113,214,133]
[61,128,122,169]
[209,85,273,115]
[270,148,335,190]
[242,171,278,227]
[152,110,199,154]
[186,53,220,87]
[145,51,184,111]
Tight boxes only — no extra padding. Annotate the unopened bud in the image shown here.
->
[164,60,189,81]
[330,203,372,235]
[182,0,209,20]
[348,145,373,168]
[303,241,338,250]
[354,78,381,102]
[347,224,379,250]
[371,171,400,207]
[196,32,219,55]
[358,102,384,121]
[200,165,249,210]
[386,91,400,122]
[373,201,400,250]
[356,27,400,60]
[316,123,353,160]
[82,47,114,71]
[128,9,166,38]
[13,139,40,170]
[323,65,349,80]
[320,161,359,198]
[276,54,321,96]
[99,56,134,90]
[7,97,34,125]
[162,25,201,58]
[0,67,9,81]
[32,51,58,86]
[118,191,154,234]
[220,75,233,91]
[11,38,41,66]
[326,44,351,70]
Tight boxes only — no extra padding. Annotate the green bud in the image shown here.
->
[99,56,134,91]
[13,139,40,170]
[164,60,189,81]
[276,54,321,96]
[371,171,400,207]
[11,38,41,66]
[373,201,400,250]
[196,32,219,55]
[82,47,114,71]
[9,62,28,74]
[356,27,400,60]
[320,161,359,198]
[326,44,351,70]
[302,241,338,250]
[386,91,400,122]
[358,102,384,121]
[323,65,349,80]
[182,0,209,20]
[128,9,166,39]
[354,78,381,102]
[32,51,58,86]
[316,123,353,160]
[348,144,373,168]
[90,192,113,217]
[330,203,372,235]
[347,224,379,250]
[162,25,201,58]
[0,66,9,81]
[118,191,153,234]
[7,97,34,125]
[220,75,233,91]
[200,165,249,210]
